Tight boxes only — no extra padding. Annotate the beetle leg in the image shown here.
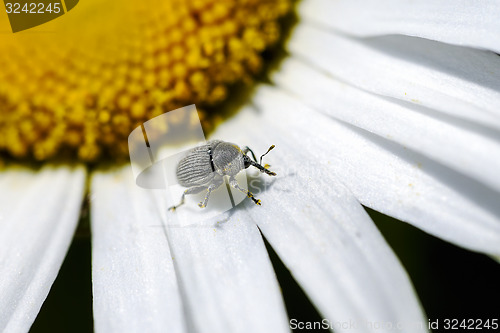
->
[229,176,261,206]
[168,185,207,211]
[198,178,224,208]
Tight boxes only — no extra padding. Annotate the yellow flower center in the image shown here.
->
[0,0,291,162]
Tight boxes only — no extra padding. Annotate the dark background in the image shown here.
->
[31,207,500,332]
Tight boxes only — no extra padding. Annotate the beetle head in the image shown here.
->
[243,154,276,176]
[243,154,252,169]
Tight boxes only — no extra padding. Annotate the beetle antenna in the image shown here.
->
[244,146,258,163]
[250,160,276,176]
[259,145,275,165]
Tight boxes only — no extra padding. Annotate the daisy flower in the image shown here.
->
[1,0,499,332]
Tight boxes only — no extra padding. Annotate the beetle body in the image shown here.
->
[176,140,221,187]
[169,140,276,210]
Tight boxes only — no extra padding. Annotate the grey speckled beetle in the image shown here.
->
[168,140,276,211]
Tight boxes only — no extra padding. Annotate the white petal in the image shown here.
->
[0,165,86,333]
[152,194,289,333]
[299,0,500,53]
[286,23,500,130]
[91,166,289,333]
[91,167,186,333]
[252,86,500,256]
[213,107,427,332]
[273,57,500,193]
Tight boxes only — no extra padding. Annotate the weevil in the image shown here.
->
[168,140,276,211]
